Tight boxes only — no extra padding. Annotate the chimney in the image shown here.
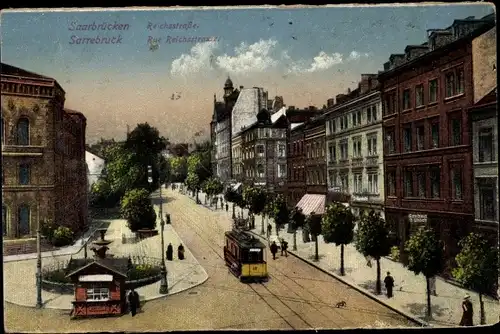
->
[327,98,334,107]
[336,94,348,105]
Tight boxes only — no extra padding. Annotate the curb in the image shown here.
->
[247,230,430,328]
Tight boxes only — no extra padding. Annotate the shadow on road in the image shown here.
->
[404,302,449,319]
[151,196,176,205]
[358,279,379,293]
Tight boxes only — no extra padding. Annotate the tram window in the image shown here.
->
[242,249,263,263]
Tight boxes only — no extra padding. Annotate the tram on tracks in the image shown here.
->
[223,228,268,282]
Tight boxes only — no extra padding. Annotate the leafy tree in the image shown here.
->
[307,213,322,261]
[120,188,157,232]
[89,179,115,208]
[170,156,188,182]
[125,122,168,161]
[187,150,212,186]
[185,172,200,194]
[157,154,171,185]
[103,143,143,195]
[355,211,391,295]
[243,186,267,232]
[289,207,306,251]
[52,226,74,247]
[224,187,238,218]
[453,233,498,324]
[271,194,289,237]
[322,203,355,275]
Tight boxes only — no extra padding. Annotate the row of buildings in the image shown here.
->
[1,63,89,255]
[209,13,497,274]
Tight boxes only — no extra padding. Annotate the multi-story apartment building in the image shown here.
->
[325,74,384,219]
[1,63,88,255]
[378,14,495,270]
[285,106,322,208]
[231,107,287,192]
[210,77,240,183]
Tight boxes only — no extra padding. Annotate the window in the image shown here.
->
[429,79,438,103]
[451,166,463,200]
[86,286,110,301]
[327,120,336,135]
[328,144,336,163]
[16,118,30,145]
[352,137,362,157]
[19,164,30,185]
[367,135,377,156]
[478,179,497,221]
[367,105,377,123]
[384,91,396,116]
[445,72,455,98]
[456,69,465,94]
[278,164,286,178]
[340,142,348,160]
[257,164,265,178]
[478,128,494,162]
[445,68,465,98]
[354,173,363,193]
[450,118,462,146]
[403,126,412,152]
[352,111,361,126]
[368,173,378,194]
[402,89,411,110]
[340,174,349,192]
[277,144,286,158]
[256,145,264,157]
[385,128,396,154]
[431,121,440,148]
[18,204,30,236]
[416,171,426,198]
[328,171,335,188]
[403,170,413,197]
[415,84,424,107]
[387,171,396,196]
[430,167,440,198]
[2,204,7,236]
[416,125,425,150]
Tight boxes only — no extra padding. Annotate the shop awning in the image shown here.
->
[296,194,326,216]
[79,274,113,282]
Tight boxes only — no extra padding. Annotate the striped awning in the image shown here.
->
[296,194,326,216]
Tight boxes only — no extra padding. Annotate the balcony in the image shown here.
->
[337,159,349,167]
[365,156,379,167]
[351,157,364,168]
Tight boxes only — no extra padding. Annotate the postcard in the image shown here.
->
[1,4,498,332]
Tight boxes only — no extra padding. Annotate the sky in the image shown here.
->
[0,4,495,144]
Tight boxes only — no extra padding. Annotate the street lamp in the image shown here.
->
[36,190,43,308]
[148,165,168,294]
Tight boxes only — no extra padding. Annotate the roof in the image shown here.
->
[225,230,266,249]
[270,106,287,123]
[1,62,54,80]
[66,257,129,278]
[231,87,268,137]
[296,194,326,215]
[64,108,87,121]
[214,102,228,122]
[290,122,304,131]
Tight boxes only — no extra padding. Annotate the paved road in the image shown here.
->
[4,189,417,331]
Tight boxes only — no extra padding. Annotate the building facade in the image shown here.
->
[211,77,240,183]
[1,63,88,255]
[304,115,327,195]
[378,14,495,271]
[325,75,384,219]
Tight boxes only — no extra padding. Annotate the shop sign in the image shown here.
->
[352,196,369,202]
[409,214,427,223]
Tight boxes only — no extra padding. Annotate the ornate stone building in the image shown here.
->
[1,63,88,255]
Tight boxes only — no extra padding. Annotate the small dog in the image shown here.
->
[335,300,347,308]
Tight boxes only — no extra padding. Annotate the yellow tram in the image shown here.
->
[223,229,268,282]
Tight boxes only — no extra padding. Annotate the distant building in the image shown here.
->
[86,150,106,191]
[1,63,88,255]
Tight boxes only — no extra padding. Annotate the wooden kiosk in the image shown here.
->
[66,229,129,318]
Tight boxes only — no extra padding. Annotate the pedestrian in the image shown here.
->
[220,197,224,208]
[166,243,173,261]
[270,241,278,260]
[459,294,474,326]
[281,239,288,257]
[127,288,140,316]
[267,223,272,238]
[366,255,372,268]
[225,203,229,212]
[384,271,395,298]
[429,276,437,296]
[178,244,185,260]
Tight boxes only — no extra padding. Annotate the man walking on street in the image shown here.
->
[270,241,278,260]
[226,203,229,212]
[384,271,394,298]
[128,289,140,316]
[280,238,288,257]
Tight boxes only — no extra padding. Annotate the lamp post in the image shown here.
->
[35,189,43,308]
[148,165,168,294]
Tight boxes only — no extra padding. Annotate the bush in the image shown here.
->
[121,188,157,232]
[43,269,71,284]
[391,246,400,261]
[39,219,56,241]
[52,226,74,247]
[127,263,161,281]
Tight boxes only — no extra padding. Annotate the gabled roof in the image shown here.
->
[66,258,129,278]
[271,106,287,124]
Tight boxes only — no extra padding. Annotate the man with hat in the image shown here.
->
[459,294,473,326]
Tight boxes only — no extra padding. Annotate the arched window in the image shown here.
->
[18,205,30,236]
[16,118,30,145]
[257,164,265,177]
[2,204,7,236]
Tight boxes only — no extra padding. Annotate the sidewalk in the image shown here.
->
[243,215,499,327]
[3,190,208,310]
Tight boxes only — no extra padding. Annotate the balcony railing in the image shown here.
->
[337,159,349,167]
[351,157,364,168]
[365,156,378,167]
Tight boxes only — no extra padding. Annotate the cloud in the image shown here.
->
[348,51,371,60]
[215,39,279,74]
[170,41,219,77]
[287,51,343,74]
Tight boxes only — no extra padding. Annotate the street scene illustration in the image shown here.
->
[1,4,498,331]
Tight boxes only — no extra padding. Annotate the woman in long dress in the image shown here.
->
[459,294,473,326]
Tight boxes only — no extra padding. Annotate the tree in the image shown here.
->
[125,122,168,161]
[243,186,267,232]
[322,203,355,275]
[187,150,212,186]
[120,188,157,232]
[170,156,188,182]
[185,172,200,195]
[103,143,143,196]
[157,154,170,185]
[89,179,114,208]
[453,233,498,324]
[289,207,306,251]
[202,177,223,205]
[355,211,391,295]
[271,194,289,237]
[224,187,238,218]
[307,213,322,261]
